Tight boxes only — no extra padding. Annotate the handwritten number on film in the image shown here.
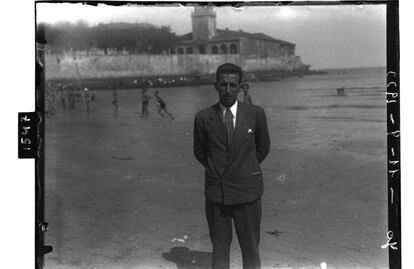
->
[382,71,399,251]
[387,72,399,180]
[386,73,399,138]
[382,231,398,250]
[386,71,398,104]
[20,115,32,151]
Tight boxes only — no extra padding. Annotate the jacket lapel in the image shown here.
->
[206,103,227,146]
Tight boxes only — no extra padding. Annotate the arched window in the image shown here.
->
[230,43,238,54]
[198,45,205,54]
[177,48,184,55]
[220,44,228,54]
[170,48,175,54]
[186,47,193,54]
[211,45,218,54]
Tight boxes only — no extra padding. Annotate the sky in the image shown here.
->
[36,3,386,70]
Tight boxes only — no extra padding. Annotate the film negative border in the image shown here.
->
[384,1,401,269]
[26,1,401,268]
[35,21,53,269]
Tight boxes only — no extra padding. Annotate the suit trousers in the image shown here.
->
[205,197,262,269]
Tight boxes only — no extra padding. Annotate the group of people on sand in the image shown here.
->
[110,80,175,120]
[47,76,253,121]
[45,83,96,117]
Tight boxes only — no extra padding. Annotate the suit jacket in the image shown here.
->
[193,101,270,205]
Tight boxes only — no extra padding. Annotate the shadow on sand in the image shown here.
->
[162,247,212,269]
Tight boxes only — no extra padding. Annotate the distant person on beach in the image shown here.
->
[58,84,67,113]
[83,88,91,116]
[154,91,174,120]
[89,88,96,112]
[193,63,270,269]
[141,87,151,120]
[67,85,76,110]
[241,83,252,104]
[73,85,83,110]
[112,83,120,118]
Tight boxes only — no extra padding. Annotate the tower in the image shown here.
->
[191,6,216,40]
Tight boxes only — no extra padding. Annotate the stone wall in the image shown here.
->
[45,53,304,80]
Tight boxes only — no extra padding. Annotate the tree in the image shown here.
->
[40,21,179,55]
[95,24,113,55]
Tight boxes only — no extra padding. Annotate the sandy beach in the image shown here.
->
[44,69,388,269]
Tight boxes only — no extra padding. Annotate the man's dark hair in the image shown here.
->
[216,63,243,83]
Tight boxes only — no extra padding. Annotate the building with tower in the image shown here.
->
[44,6,310,81]
[172,6,299,61]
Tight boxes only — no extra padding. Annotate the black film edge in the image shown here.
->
[18,112,39,159]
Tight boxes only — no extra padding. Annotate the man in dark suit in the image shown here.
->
[193,63,270,269]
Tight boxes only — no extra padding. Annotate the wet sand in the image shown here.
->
[44,77,388,269]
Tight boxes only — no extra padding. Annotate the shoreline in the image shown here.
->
[45,69,325,91]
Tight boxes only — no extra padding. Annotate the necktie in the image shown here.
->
[225,108,234,147]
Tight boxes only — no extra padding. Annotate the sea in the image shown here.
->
[71,66,387,120]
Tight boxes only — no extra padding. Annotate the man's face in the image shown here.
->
[215,73,241,108]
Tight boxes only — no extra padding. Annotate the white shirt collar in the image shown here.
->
[219,100,238,124]
[219,100,238,116]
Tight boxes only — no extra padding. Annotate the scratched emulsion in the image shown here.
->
[44,67,388,269]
